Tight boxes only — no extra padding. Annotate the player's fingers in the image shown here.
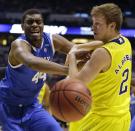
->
[65,54,69,66]
[76,50,90,59]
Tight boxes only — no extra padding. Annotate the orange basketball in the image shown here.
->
[49,78,92,122]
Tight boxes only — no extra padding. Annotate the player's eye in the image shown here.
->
[36,20,43,25]
[25,20,33,25]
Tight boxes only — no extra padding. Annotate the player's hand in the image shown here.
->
[69,45,91,58]
[65,45,92,66]
[74,49,91,59]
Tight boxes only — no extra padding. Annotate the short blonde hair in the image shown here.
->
[91,3,123,31]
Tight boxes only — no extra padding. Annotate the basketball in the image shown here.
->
[49,78,92,122]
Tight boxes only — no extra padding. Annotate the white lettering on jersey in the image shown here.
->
[32,72,46,84]
[44,56,51,60]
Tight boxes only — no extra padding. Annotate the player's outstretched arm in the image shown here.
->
[76,40,103,50]
[68,48,111,84]
[52,34,74,54]
[9,40,68,75]
[65,41,104,68]
[69,40,104,54]
[65,40,103,66]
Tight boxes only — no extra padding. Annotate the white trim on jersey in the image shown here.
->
[8,60,23,69]
[49,34,55,55]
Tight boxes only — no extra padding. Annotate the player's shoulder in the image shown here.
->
[109,35,129,45]
[91,47,111,65]
[88,45,109,62]
[11,38,30,51]
[93,47,109,56]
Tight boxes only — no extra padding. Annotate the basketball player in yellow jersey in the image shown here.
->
[67,3,132,131]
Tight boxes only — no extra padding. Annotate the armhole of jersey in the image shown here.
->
[101,47,113,73]
[8,60,23,69]
[8,39,30,69]
[49,34,55,55]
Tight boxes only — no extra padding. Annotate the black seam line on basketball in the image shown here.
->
[51,90,90,100]
[63,85,84,116]
[58,89,67,121]
[51,81,83,91]
[54,81,90,99]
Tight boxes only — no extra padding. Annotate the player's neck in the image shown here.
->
[30,38,43,48]
[108,33,121,42]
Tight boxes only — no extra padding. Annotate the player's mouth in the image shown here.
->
[31,31,40,36]
[93,32,100,40]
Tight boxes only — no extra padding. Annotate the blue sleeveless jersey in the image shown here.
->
[0,33,54,106]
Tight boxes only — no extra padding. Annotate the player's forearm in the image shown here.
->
[26,58,68,75]
[53,34,74,54]
[68,53,78,78]
[77,40,104,50]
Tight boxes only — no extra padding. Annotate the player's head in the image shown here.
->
[21,9,44,45]
[91,3,123,42]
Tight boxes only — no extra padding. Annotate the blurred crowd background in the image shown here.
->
[0,0,135,80]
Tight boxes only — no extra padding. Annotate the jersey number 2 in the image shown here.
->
[119,68,129,95]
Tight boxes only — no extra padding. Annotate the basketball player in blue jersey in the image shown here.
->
[0,9,75,131]
[67,3,132,131]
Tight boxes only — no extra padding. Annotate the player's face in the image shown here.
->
[22,14,44,45]
[92,14,113,42]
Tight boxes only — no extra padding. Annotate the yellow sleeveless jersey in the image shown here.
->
[87,35,132,116]
[69,36,132,131]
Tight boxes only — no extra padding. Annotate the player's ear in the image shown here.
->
[110,22,116,29]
